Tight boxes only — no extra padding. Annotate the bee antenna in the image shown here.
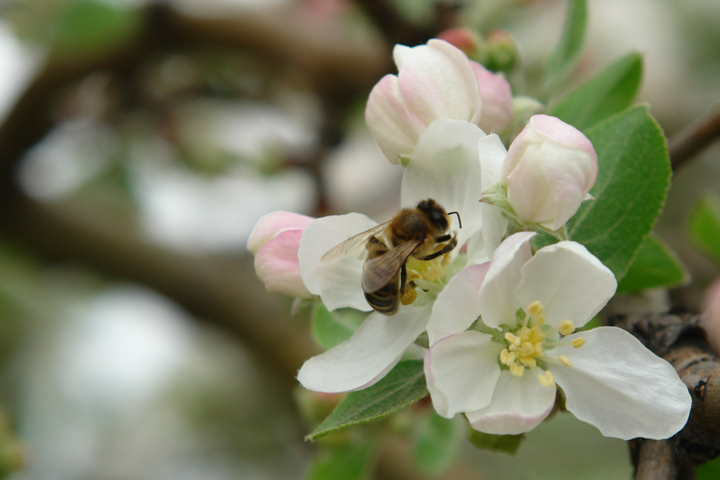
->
[449,211,462,229]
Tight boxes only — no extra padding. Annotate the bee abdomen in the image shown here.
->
[365,282,400,315]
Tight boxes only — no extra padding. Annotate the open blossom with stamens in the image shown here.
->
[365,39,513,165]
[424,232,691,439]
[296,118,508,393]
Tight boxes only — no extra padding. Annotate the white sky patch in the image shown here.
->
[0,21,45,125]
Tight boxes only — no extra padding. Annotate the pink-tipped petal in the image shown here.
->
[254,229,312,298]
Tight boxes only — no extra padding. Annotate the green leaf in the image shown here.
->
[307,360,428,440]
[467,428,524,454]
[306,442,374,480]
[568,105,671,280]
[548,52,643,131]
[545,0,588,90]
[311,304,365,350]
[413,412,461,474]
[688,194,720,267]
[617,234,689,293]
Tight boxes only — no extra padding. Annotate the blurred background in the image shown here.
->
[0,0,719,479]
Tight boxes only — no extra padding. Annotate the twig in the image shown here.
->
[669,104,720,171]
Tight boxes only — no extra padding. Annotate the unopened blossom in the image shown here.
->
[424,232,691,439]
[248,211,314,298]
[365,39,512,164]
[297,118,508,393]
[500,114,598,231]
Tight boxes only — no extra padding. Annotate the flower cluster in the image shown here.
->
[248,38,691,440]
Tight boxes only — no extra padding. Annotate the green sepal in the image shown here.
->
[311,303,365,350]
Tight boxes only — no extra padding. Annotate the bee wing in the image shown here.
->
[361,239,422,293]
[320,221,392,262]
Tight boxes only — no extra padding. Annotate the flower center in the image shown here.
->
[401,252,465,307]
[497,301,585,387]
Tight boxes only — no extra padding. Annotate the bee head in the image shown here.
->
[417,199,449,231]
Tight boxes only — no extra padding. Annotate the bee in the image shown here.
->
[321,199,461,315]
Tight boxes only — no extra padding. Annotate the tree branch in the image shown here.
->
[669,104,720,171]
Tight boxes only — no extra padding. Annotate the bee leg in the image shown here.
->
[400,263,407,294]
[420,234,458,261]
[435,234,452,243]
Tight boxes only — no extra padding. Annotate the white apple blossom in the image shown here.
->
[499,114,598,231]
[424,232,691,439]
[365,39,513,165]
[296,118,508,393]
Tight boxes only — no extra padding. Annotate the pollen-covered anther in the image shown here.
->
[527,300,544,317]
[519,341,535,357]
[557,319,575,336]
[500,349,516,366]
[558,355,572,367]
[537,370,555,387]
[509,363,525,377]
[572,337,585,348]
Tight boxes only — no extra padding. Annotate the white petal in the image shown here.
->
[395,40,481,126]
[298,213,377,311]
[550,327,691,440]
[365,74,425,164]
[465,370,556,435]
[516,241,617,328]
[478,232,535,328]
[297,305,431,393]
[401,119,486,248]
[426,263,490,345]
[478,134,509,255]
[424,331,502,418]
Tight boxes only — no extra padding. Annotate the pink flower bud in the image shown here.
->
[365,39,483,164]
[470,61,513,133]
[501,115,598,230]
[248,211,314,298]
[437,27,482,55]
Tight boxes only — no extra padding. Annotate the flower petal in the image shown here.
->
[515,241,617,328]
[365,74,426,164]
[478,232,535,328]
[298,213,378,311]
[426,262,490,344]
[477,133,509,256]
[465,370,556,435]
[254,229,313,298]
[550,327,691,440]
[394,40,482,126]
[247,211,313,254]
[424,331,502,418]
[401,118,486,248]
[297,306,431,393]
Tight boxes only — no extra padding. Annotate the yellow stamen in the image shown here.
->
[519,341,535,357]
[558,355,572,367]
[534,314,545,326]
[500,349,516,366]
[557,320,575,336]
[572,337,585,348]
[527,301,544,318]
[510,363,525,377]
[537,370,555,387]
[519,356,537,368]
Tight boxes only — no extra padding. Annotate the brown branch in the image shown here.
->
[610,311,720,478]
[669,104,720,171]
